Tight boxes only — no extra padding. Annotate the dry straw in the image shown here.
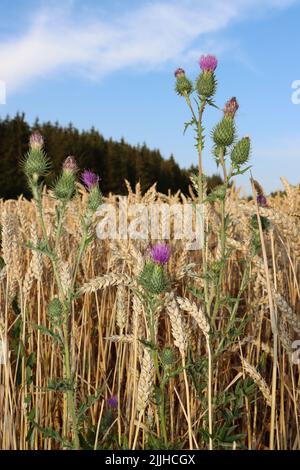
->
[0,178,299,450]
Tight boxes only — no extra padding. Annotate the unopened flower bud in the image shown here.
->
[88,184,102,212]
[29,132,44,150]
[231,136,250,165]
[53,171,76,201]
[161,347,176,366]
[213,185,227,200]
[63,155,78,174]
[174,67,185,78]
[24,133,49,179]
[213,116,235,147]
[224,97,239,118]
[175,73,193,96]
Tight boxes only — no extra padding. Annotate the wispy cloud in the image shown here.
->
[0,0,297,92]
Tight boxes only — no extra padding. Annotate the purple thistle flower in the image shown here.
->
[199,54,218,72]
[174,67,185,78]
[108,396,118,409]
[257,194,268,207]
[29,132,44,150]
[150,243,171,265]
[81,169,100,191]
[63,155,78,174]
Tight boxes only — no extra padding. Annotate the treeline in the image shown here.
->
[0,113,222,199]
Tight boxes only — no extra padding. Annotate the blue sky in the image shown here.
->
[0,0,300,194]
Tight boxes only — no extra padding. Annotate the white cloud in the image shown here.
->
[0,0,297,92]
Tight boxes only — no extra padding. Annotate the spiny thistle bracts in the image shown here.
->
[23,132,50,181]
[175,69,193,96]
[213,116,235,147]
[231,136,251,166]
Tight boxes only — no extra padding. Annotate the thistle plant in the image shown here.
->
[134,242,195,450]
[135,243,172,448]
[135,243,200,450]
[22,135,102,449]
[175,56,254,448]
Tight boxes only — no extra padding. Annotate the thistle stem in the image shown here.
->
[207,339,213,450]
[211,149,228,326]
[62,316,80,450]
[33,182,80,449]
[183,93,206,204]
[148,296,168,446]
[71,220,90,294]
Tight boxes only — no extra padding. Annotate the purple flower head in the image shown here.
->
[63,155,78,174]
[257,194,268,207]
[174,67,185,78]
[30,132,44,150]
[81,169,100,191]
[108,396,118,409]
[150,243,171,265]
[199,54,218,72]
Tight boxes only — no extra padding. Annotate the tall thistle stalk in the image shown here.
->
[175,56,252,449]
[137,243,171,448]
[23,137,102,449]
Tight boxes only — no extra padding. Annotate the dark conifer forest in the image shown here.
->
[0,113,223,199]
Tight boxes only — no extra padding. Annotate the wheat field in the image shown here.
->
[0,177,299,450]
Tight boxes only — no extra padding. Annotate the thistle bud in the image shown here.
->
[23,133,49,180]
[161,347,176,366]
[174,67,185,78]
[29,132,44,150]
[88,184,102,212]
[213,116,235,147]
[175,70,193,96]
[63,155,78,174]
[224,97,239,118]
[231,136,250,165]
[213,185,227,200]
[53,171,76,201]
